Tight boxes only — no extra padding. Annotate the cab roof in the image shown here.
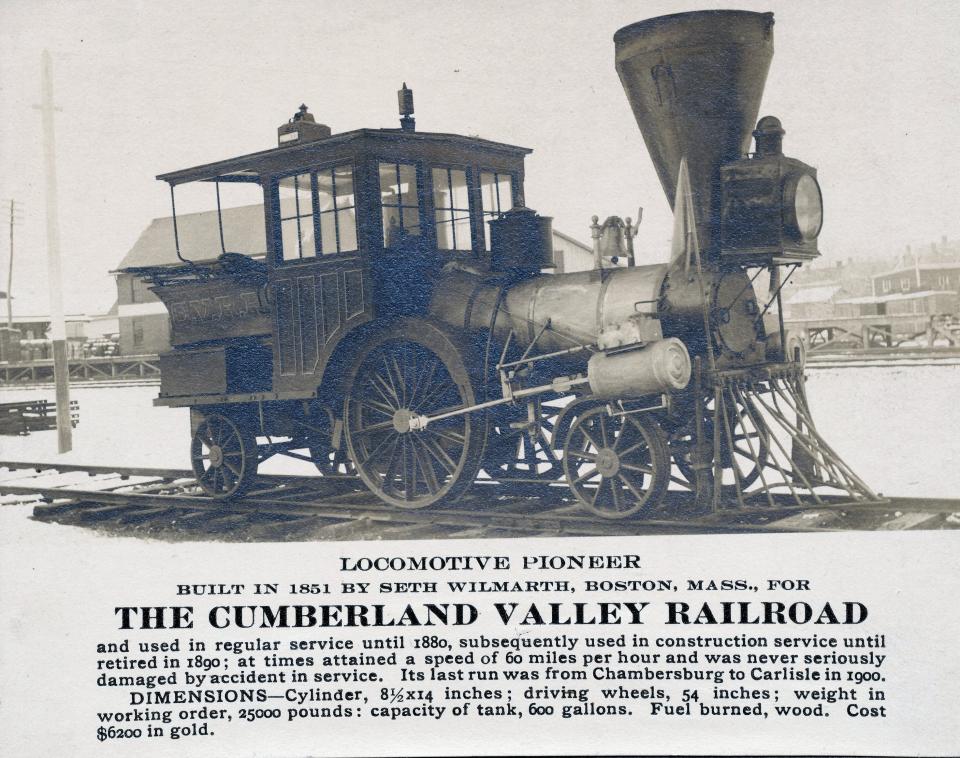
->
[157,127,532,186]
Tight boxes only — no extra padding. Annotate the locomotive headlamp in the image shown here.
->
[784,173,823,241]
[718,116,822,263]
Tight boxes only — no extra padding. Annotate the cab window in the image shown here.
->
[432,167,472,252]
[317,166,358,254]
[279,173,315,261]
[379,162,420,247]
[480,171,514,250]
[277,165,358,261]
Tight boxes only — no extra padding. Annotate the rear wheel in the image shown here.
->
[344,326,484,508]
[190,412,258,499]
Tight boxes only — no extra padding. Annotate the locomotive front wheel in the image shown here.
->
[190,412,258,499]
[344,329,484,509]
[670,400,769,490]
[562,407,669,519]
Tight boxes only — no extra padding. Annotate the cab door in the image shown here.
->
[269,165,371,394]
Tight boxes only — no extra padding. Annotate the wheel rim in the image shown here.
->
[190,413,256,499]
[345,337,478,508]
[563,407,667,518]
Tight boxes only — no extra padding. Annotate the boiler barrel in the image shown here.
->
[429,265,668,355]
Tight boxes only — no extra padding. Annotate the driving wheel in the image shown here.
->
[343,325,484,508]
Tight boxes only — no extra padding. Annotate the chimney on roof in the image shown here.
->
[278,104,331,147]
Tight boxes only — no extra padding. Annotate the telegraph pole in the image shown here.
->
[3,199,22,328]
[37,50,72,453]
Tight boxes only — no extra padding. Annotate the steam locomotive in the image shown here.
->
[126,11,877,517]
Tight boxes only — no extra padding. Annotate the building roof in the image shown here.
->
[551,229,592,253]
[116,204,267,270]
[7,313,90,324]
[782,284,845,305]
[836,289,958,305]
[871,261,960,279]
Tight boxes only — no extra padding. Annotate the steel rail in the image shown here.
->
[2,461,957,537]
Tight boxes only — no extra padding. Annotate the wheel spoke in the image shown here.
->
[381,355,401,403]
[360,398,395,417]
[401,437,415,499]
[411,438,441,493]
[589,478,604,507]
[610,479,622,510]
[362,431,399,469]
[618,472,645,502]
[618,439,649,458]
[390,355,408,406]
[621,462,655,475]
[429,426,466,446]
[420,434,458,475]
[572,466,599,485]
[410,358,438,408]
[354,419,395,436]
[371,372,401,407]
[381,435,403,484]
[417,382,457,414]
[366,374,397,407]
[579,425,602,452]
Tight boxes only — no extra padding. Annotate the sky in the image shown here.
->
[1,0,958,316]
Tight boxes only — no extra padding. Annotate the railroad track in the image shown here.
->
[1,460,958,541]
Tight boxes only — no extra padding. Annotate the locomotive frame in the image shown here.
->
[125,10,879,519]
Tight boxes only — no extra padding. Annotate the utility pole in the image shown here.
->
[36,50,72,453]
[3,199,23,328]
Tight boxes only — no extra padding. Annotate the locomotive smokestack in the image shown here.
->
[614,10,774,256]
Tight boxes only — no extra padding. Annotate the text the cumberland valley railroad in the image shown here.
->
[91,550,890,745]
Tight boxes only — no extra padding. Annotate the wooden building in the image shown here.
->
[115,205,590,354]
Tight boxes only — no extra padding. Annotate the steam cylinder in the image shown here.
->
[587,338,691,399]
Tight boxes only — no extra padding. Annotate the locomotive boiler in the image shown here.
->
[125,10,878,517]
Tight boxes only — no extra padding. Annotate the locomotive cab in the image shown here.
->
[146,93,533,402]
